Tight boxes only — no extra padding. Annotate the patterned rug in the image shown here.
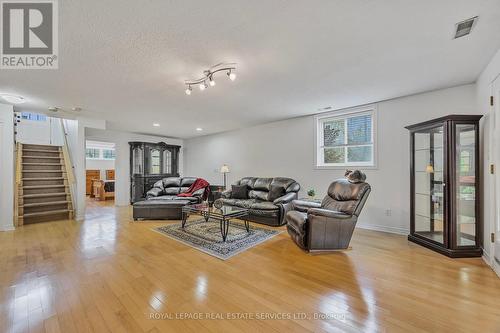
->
[153,218,281,260]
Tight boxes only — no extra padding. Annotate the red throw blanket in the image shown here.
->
[177,178,210,200]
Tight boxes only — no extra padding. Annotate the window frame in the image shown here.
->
[85,148,101,159]
[314,105,378,169]
[102,149,116,160]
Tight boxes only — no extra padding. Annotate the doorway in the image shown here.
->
[85,140,116,205]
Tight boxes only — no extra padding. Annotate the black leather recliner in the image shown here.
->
[286,173,371,252]
[146,177,205,204]
[217,177,300,226]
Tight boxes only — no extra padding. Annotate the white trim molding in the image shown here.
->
[356,223,409,235]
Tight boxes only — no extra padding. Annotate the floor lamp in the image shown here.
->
[220,164,230,190]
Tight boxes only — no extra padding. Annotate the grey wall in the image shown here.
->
[184,84,482,234]
[0,103,14,231]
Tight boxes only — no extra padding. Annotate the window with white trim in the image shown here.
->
[316,107,376,167]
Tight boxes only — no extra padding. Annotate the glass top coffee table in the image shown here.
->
[181,204,249,242]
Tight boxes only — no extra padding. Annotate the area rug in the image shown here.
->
[153,218,281,260]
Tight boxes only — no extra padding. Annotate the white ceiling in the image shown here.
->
[1,0,500,139]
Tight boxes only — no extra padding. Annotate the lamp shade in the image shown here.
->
[220,164,230,173]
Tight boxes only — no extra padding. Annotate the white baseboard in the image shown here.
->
[0,225,15,232]
[482,251,491,267]
[356,223,409,235]
[494,257,500,278]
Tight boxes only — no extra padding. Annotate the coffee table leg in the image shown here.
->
[182,211,188,229]
[244,219,250,232]
[204,211,210,222]
[220,218,229,242]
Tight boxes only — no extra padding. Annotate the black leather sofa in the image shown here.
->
[145,177,205,203]
[133,177,206,221]
[217,177,300,226]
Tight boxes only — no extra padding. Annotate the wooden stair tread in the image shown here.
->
[22,193,68,198]
[22,201,70,208]
[22,170,65,172]
[22,162,62,165]
[22,177,64,180]
[22,149,60,153]
[23,156,61,159]
[21,209,70,218]
[23,185,67,189]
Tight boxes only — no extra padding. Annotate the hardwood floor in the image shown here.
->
[1,199,499,333]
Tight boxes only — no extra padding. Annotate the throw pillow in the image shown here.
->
[231,184,248,199]
[268,184,285,201]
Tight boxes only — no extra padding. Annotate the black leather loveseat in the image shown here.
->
[145,177,206,203]
[133,177,207,221]
[216,177,300,226]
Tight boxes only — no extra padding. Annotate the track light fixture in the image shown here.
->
[228,69,236,81]
[184,62,236,95]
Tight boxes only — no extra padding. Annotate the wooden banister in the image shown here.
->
[14,142,23,226]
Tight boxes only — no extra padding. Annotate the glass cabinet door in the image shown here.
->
[132,147,143,174]
[455,124,477,247]
[162,149,172,174]
[150,149,161,174]
[413,125,446,245]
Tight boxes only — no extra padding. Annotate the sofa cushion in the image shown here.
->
[164,187,180,195]
[181,177,197,187]
[152,180,164,189]
[219,198,255,209]
[147,188,163,197]
[268,184,285,201]
[270,177,295,192]
[248,190,268,201]
[249,208,279,218]
[148,195,199,203]
[231,184,248,199]
[133,199,191,208]
[286,211,308,233]
[239,177,257,188]
[179,187,190,194]
[253,178,272,191]
[163,177,181,188]
[250,201,278,211]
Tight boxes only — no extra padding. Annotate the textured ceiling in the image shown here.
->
[1,0,500,138]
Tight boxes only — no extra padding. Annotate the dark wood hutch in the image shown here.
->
[129,142,180,203]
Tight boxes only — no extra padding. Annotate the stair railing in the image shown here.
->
[14,142,23,226]
[59,118,76,218]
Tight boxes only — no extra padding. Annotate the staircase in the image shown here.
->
[17,144,74,225]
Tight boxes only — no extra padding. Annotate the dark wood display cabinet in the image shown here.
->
[129,142,180,203]
[406,115,482,258]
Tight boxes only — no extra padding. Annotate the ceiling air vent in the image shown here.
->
[454,16,478,39]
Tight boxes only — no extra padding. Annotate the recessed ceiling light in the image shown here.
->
[0,94,25,104]
[72,107,82,112]
[196,127,203,131]
[153,123,160,127]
